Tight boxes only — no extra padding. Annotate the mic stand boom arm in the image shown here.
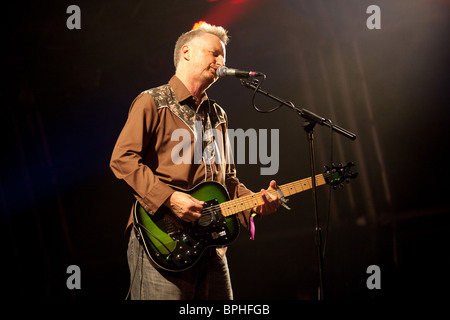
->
[240,79,356,300]
[240,79,356,141]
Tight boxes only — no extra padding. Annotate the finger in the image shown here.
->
[262,189,278,203]
[265,182,278,202]
[180,207,202,222]
[268,180,277,190]
[186,212,202,222]
[178,209,202,222]
[187,197,203,221]
[258,192,271,215]
[262,189,280,212]
[188,196,204,210]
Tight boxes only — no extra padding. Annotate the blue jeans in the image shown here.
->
[127,229,234,300]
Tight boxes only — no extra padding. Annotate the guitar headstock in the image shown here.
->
[324,162,358,188]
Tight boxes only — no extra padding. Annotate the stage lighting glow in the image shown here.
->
[192,21,208,30]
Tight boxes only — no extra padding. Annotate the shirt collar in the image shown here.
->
[166,75,225,129]
[168,75,209,106]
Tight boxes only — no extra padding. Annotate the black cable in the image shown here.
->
[250,75,284,114]
[125,230,142,300]
[136,222,174,255]
[133,201,174,255]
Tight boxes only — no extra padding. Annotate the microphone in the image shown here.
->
[217,66,264,78]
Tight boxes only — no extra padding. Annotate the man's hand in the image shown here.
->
[164,191,204,222]
[253,180,280,215]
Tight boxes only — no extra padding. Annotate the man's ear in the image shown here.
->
[181,44,190,62]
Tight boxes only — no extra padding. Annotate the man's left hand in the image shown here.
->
[253,180,280,215]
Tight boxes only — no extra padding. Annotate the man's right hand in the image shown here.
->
[164,191,204,222]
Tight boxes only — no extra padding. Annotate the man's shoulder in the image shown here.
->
[139,84,174,109]
[128,84,169,114]
[140,83,171,96]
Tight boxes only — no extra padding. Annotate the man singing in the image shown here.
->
[110,23,280,300]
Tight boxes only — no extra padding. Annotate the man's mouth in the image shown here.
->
[210,67,218,77]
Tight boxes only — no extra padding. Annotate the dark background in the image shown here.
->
[2,0,449,301]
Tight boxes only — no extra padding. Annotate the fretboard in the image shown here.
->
[219,174,326,217]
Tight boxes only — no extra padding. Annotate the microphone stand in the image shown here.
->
[240,79,356,300]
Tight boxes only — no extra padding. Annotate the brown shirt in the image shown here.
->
[110,75,253,242]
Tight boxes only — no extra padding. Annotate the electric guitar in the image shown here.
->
[133,162,357,272]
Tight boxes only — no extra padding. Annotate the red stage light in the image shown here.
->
[192,21,208,30]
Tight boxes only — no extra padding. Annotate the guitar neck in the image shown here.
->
[220,174,326,217]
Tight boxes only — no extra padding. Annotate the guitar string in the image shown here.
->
[200,166,351,216]
[202,179,314,216]
[200,175,327,217]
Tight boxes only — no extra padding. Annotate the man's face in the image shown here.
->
[185,33,226,86]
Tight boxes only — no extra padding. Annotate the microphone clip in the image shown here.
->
[240,78,260,89]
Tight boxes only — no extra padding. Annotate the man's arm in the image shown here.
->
[110,94,174,215]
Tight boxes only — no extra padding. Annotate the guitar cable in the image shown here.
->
[125,221,176,300]
[133,200,175,256]
[134,221,174,255]
[125,230,142,300]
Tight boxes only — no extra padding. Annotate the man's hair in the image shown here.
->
[173,23,229,69]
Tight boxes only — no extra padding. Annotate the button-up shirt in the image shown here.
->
[110,75,253,242]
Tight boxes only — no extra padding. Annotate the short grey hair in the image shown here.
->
[173,23,229,69]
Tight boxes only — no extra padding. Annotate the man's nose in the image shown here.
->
[216,55,225,67]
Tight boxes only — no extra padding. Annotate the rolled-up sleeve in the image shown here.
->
[110,94,174,215]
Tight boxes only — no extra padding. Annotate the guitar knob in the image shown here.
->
[186,250,196,257]
[182,235,192,245]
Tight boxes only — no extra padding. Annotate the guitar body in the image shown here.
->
[133,181,240,272]
[132,162,357,272]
